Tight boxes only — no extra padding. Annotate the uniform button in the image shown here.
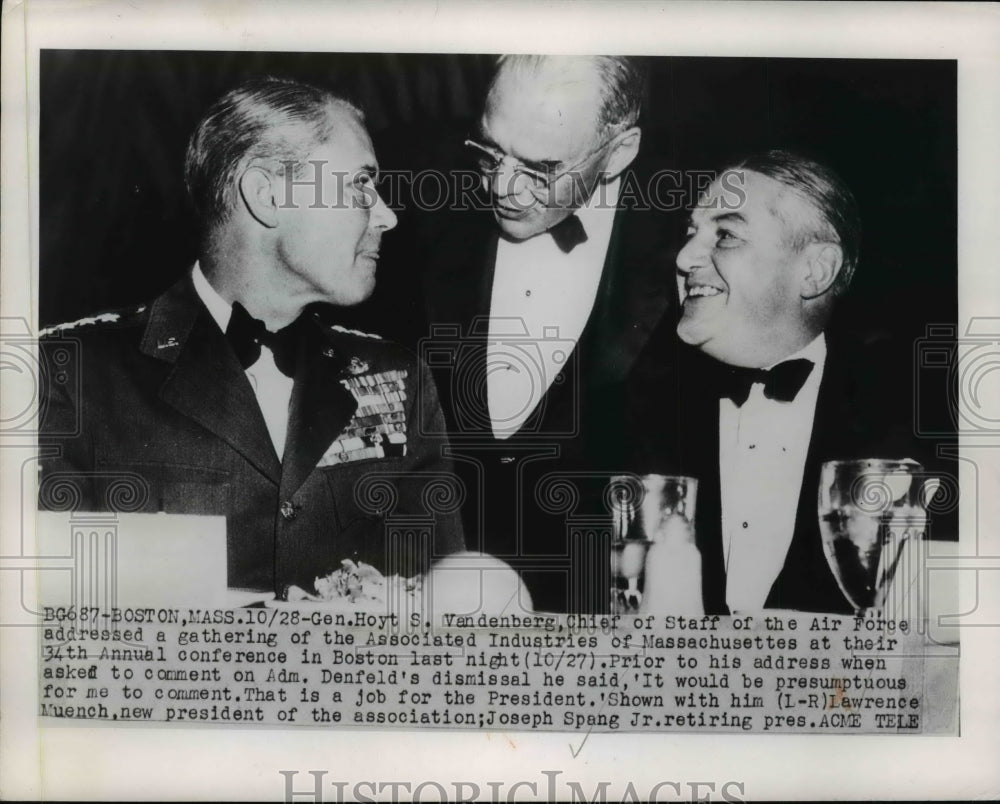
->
[280,501,297,520]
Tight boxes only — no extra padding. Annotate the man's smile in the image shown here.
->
[683,279,726,301]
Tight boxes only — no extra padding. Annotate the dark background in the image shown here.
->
[40,51,956,350]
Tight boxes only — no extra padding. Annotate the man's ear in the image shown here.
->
[238,166,280,229]
[800,242,843,299]
[601,126,641,181]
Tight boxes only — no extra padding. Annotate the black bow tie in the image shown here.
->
[225,302,304,377]
[549,213,588,253]
[718,358,815,406]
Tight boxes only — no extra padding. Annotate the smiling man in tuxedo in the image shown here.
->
[39,77,463,595]
[422,55,677,614]
[631,149,953,614]
[676,150,858,614]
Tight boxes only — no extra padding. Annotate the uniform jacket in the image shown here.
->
[421,199,677,614]
[38,274,464,594]
[627,325,959,615]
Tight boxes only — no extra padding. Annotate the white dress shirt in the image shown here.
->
[192,263,294,459]
[719,334,827,612]
[487,178,620,439]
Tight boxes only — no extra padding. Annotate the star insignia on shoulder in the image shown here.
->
[39,311,121,338]
[38,303,149,338]
[329,323,382,340]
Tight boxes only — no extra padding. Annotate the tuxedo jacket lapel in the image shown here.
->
[425,216,498,435]
[680,353,729,615]
[143,277,282,484]
[629,342,730,614]
[466,234,497,435]
[694,420,728,615]
[280,320,359,498]
[581,206,677,387]
[765,345,854,613]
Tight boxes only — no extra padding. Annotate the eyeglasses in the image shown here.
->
[464,132,619,195]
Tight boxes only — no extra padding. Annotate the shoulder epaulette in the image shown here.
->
[39,304,148,338]
[329,323,383,340]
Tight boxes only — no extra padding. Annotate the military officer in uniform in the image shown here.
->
[38,77,464,595]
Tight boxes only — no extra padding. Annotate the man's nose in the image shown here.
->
[371,191,397,231]
[491,160,534,203]
[676,236,705,276]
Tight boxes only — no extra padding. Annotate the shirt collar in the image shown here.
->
[574,176,621,239]
[766,332,827,371]
[191,261,233,333]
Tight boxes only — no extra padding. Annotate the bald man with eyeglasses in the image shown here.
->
[421,55,678,614]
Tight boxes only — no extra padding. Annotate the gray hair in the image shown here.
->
[734,149,861,294]
[184,76,363,229]
[492,55,645,135]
